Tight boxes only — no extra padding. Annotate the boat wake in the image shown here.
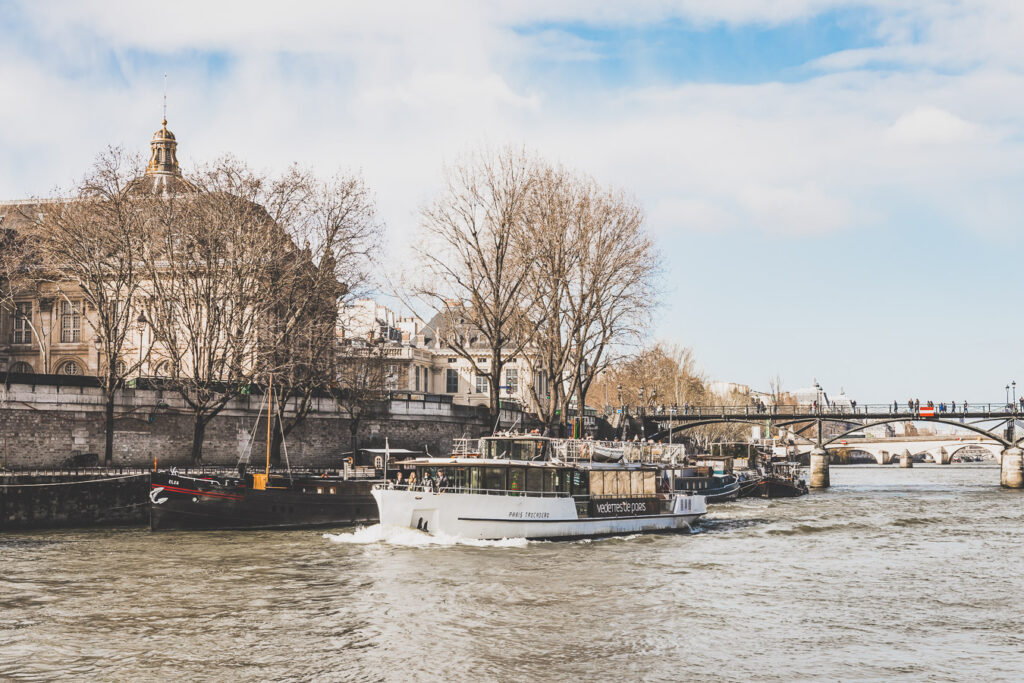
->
[323,524,529,548]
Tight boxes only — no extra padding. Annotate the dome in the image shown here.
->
[152,120,176,141]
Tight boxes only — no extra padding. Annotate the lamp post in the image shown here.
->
[1013,381,1017,408]
[617,383,625,440]
[93,336,102,377]
[136,313,147,379]
[1006,384,1011,407]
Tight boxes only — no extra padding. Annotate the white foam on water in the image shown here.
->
[323,524,529,548]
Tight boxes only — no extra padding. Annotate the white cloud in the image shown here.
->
[887,106,976,144]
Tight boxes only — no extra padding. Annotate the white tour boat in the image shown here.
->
[372,435,706,541]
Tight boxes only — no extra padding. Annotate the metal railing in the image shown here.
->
[374,482,571,498]
[640,403,1021,418]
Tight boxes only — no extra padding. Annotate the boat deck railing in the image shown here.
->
[376,482,572,498]
[549,439,686,464]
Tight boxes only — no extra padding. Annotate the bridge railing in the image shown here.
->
[635,403,1019,419]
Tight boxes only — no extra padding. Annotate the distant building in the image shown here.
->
[335,299,549,415]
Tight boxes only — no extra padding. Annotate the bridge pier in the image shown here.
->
[899,449,913,468]
[1000,447,1023,488]
[809,447,829,488]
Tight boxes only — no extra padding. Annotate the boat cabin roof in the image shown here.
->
[393,457,657,470]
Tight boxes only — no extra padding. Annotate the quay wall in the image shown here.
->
[0,381,495,470]
[0,473,150,530]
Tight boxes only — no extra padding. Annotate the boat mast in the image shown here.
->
[265,373,272,478]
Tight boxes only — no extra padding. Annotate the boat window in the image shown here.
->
[630,471,643,497]
[317,487,324,494]
[483,467,505,493]
[570,470,589,497]
[468,467,482,492]
[330,487,337,495]
[589,471,604,496]
[643,471,656,495]
[526,467,543,494]
[508,468,525,494]
[557,469,572,494]
[544,469,558,493]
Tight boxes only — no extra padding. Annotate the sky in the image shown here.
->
[2,0,1024,402]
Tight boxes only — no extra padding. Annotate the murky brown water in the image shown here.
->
[2,464,1023,682]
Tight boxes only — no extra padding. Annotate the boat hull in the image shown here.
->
[737,477,807,499]
[149,472,378,530]
[371,488,705,541]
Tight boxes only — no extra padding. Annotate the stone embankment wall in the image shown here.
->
[0,381,495,469]
[0,473,150,530]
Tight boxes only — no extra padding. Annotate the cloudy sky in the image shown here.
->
[3,1,1024,401]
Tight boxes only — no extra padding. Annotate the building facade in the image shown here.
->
[337,298,549,415]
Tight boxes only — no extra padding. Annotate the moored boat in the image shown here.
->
[372,434,706,541]
[149,375,392,531]
[737,461,808,499]
[149,469,379,530]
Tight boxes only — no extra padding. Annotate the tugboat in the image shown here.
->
[149,376,390,530]
[371,434,706,541]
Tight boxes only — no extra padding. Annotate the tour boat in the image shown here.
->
[372,435,707,541]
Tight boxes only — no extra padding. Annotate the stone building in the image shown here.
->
[0,117,189,377]
[335,298,550,416]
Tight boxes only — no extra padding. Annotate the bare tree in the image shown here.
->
[29,148,152,464]
[333,340,389,455]
[143,157,295,462]
[259,171,380,463]
[520,163,659,434]
[414,148,537,425]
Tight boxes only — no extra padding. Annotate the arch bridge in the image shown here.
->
[641,403,1024,489]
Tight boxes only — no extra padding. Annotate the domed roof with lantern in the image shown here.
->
[127,116,195,195]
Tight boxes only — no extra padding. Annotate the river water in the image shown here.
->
[2,464,1022,682]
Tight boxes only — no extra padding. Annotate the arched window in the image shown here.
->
[57,360,82,375]
[9,362,33,374]
[115,360,128,376]
[154,361,171,377]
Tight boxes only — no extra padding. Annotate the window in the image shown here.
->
[446,368,458,393]
[483,467,505,493]
[154,361,171,377]
[414,366,420,391]
[60,300,82,343]
[57,360,82,375]
[423,367,429,393]
[115,360,128,376]
[508,468,525,495]
[385,364,398,390]
[475,375,488,394]
[505,368,518,394]
[9,361,33,375]
[526,467,543,494]
[12,302,31,344]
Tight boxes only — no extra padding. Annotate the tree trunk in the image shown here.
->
[103,391,116,465]
[349,416,360,456]
[190,417,207,463]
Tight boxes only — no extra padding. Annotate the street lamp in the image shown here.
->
[1006,384,1010,406]
[93,336,102,376]
[617,383,625,441]
[136,313,148,378]
[1013,381,1017,407]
